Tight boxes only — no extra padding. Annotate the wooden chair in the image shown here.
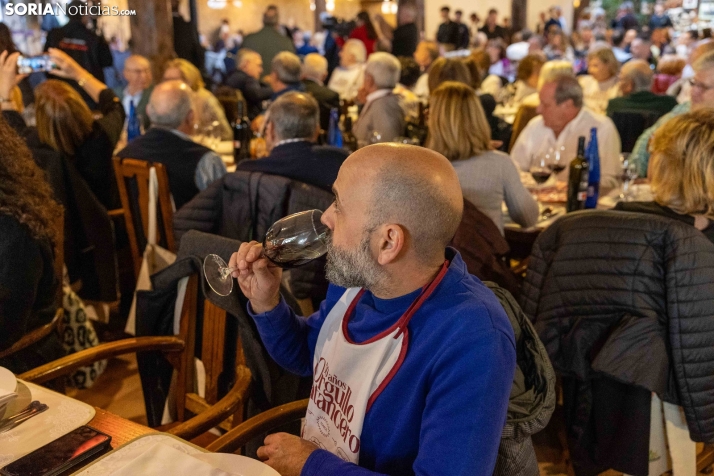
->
[112,157,176,279]
[508,104,538,153]
[19,271,252,443]
[206,399,309,454]
[0,308,64,360]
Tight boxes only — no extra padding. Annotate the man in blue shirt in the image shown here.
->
[229,144,516,475]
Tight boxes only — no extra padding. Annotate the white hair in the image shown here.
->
[365,52,401,89]
[537,60,574,90]
[343,39,367,64]
[302,53,328,81]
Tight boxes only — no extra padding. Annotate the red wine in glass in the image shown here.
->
[531,170,552,185]
[549,164,567,174]
[203,210,329,296]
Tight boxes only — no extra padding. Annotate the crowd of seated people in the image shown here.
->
[3,3,714,475]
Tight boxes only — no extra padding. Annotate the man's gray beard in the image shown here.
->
[325,233,383,290]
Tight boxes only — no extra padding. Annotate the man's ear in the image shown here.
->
[185,108,196,128]
[375,224,406,266]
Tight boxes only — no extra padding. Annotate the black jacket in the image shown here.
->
[44,20,113,107]
[225,69,272,120]
[302,79,340,132]
[520,210,714,445]
[173,171,334,302]
[173,12,204,71]
[237,141,347,192]
[436,21,459,45]
[117,127,213,210]
[0,215,64,374]
[614,201,714,243]
[391,23,418,57]
[45,20,113,81]
[3,110,118,303]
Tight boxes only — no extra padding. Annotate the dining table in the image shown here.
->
[503,171,653,259]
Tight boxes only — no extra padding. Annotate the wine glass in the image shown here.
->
[209,120,221,149]
[369,131,382,144]
[529,153,553,187]
[203,210,329,296]
[619,153,638,201]
[549,146,567,176]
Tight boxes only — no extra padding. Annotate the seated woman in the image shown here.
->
[0,115,65,374]
[28,48,125,211]
[512,53,546,108]
[578,47,620,115]
[163,58,232,141]
[426,81,538,234]
[615,109,714,242]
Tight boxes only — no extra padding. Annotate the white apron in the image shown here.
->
[302,262,449,463]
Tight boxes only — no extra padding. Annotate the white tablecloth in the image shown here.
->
[0,380,95,466]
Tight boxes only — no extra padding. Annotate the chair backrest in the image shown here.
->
[113,157,176,277]
[173,273,249,430]
[508,104,538,153]
[450,199,521,296]
[610,110,662,153]
[214,86,246,125]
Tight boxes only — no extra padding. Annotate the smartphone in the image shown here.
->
[0,425,111,476]
[16,55,56,74]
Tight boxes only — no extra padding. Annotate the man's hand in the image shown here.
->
[228,241,282,314]
[256,433,319,476]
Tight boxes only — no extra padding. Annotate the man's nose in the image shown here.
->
[321,204,336,230]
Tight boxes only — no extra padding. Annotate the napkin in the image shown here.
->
[108,443,240,476]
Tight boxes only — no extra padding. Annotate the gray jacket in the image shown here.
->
[487,283,556,476]
[353,92,405,147]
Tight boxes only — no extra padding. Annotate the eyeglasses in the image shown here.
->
[689,78,714,92]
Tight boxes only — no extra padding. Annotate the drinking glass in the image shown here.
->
[192,123,205,145]
[529,153,553,187]
[203,210,329,296]
[619,153,638,201]
[549,146,567,175]
[369,131,382,144]
[209,120,221,149]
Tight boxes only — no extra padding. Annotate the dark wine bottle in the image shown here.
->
[342,115,358,152]
[232,100,252,162]
[566,136,589,213]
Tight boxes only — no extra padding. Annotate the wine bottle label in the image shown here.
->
[234,140,241,148]
[577,191,587,200]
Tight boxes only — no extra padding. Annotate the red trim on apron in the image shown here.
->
[340,260,451,412]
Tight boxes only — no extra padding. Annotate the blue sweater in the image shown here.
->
[248,250,516,475]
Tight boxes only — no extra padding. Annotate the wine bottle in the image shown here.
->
[342,115,358,152]
[327,108,343,147]
[566,136,589,213]
[232,100,251,162]
[584,127,600,209]
[127,100,142,141]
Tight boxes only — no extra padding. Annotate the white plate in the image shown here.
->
[0,367,17,395]
[0,367,17,419]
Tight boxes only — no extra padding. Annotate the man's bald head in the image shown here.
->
[620,59,653,94]
[146,80,194,130]
[125,55,150,71]
[344,144,463,262]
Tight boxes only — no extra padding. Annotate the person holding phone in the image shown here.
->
[0,48,125,211]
